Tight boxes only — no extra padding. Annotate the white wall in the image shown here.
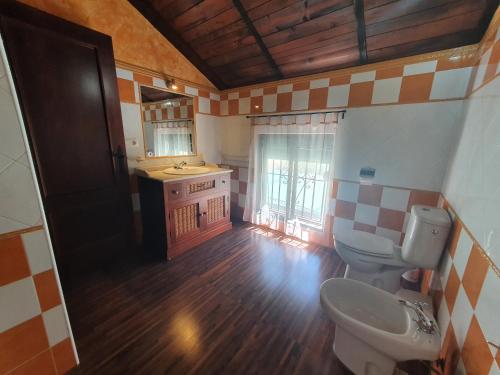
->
[335,101,464,191]
[219,115,251,162]
[216,103,463,193]
[0,54,42,233]
[195,113,221,164]
[442,76,500,267]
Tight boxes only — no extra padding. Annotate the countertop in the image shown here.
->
[135,165,233,182]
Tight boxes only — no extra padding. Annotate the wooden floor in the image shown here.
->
[66,223,352,375]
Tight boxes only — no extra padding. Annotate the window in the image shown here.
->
[154,129,193,156]
[258,133,334,228]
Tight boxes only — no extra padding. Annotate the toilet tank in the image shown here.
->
[401,205,451,269]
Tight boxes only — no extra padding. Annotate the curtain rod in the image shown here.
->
[246,109,346,119]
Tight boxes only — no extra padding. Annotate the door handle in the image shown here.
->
[112,146,125,174]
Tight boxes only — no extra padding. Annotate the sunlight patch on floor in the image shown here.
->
[247,225,310,249]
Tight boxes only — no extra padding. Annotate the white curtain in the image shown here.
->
[244,112,339,238]
[152,121,193,156]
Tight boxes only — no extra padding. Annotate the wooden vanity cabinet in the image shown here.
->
[138,172,232,259]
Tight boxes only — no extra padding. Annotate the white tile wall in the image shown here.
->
[334,101,463,191]
[120,103,144,160]
[0,277,40,332]
[220,100,228,115]
[198,96,210,114]
[22,230,53,275]
[333,217,354,234]
[291,90,309,110]
[239,97,250,114]
[263,94,277,112]
[450,286,473,347]
[380,187,410,211]
[337,181,359,202]
[453,230,473,278]
[152,77,167,89]
[430,68,472,100]
[250,88,263,97]
[116,67,133,80]
[475,267,500,356]
[350,70,376,83]
[327,85,350,107]
[442,76,500,268]
[0,161,41,229]
[403,60,437,76]
[354,203,379,226]
[310,78,329,89]
[277,84,293,93]
[42,305,70,346]
[209,92,220,101]
[185,86,198,96]
[371,77,402,104]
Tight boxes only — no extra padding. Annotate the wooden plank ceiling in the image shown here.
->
[129,0,498,89]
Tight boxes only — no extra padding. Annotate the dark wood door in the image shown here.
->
[0,2,133,279]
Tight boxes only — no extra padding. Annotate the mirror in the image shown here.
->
[140,85,196,158]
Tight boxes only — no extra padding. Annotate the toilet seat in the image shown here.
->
[333,229,412,292]
[334,230,394,257]
[340,242,394,259]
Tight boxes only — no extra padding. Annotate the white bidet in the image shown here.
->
[320,278,440,375]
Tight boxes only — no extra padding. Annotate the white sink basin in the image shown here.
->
[163,166,211,175]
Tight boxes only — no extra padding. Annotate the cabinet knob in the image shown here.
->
[172,190,179,195]
[221,180,226,184]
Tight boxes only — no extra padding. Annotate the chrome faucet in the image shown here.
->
[398,299,438,335]
[174,161,187,169]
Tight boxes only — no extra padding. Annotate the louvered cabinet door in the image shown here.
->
[168,200,202,244]
[203,193,230,231]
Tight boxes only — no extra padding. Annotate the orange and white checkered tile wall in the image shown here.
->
[222,165,442,247]
[116,42,498,119]
[142,98,194,122]
[215,15,500,117]
[422,198,499,375]
[330,180,441,246]
[218,54,475,116]
[421,15,500,375]
[117,69,221,116]
[0,229,76,374]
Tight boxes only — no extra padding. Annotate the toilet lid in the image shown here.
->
[334,230,394,256]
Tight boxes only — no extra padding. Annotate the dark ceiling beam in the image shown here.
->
[478,0,499,35]
[232,0,283,80]
[127,0,226,89]
[354,0,368,64]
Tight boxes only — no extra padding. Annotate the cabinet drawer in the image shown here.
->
[184,175,218,198]
[219,174,230,190]
[166,182,184,201]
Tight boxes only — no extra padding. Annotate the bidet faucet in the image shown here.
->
[398,300,437,335]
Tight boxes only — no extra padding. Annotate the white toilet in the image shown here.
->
[320,278,441,375]
[334,205,451,293]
